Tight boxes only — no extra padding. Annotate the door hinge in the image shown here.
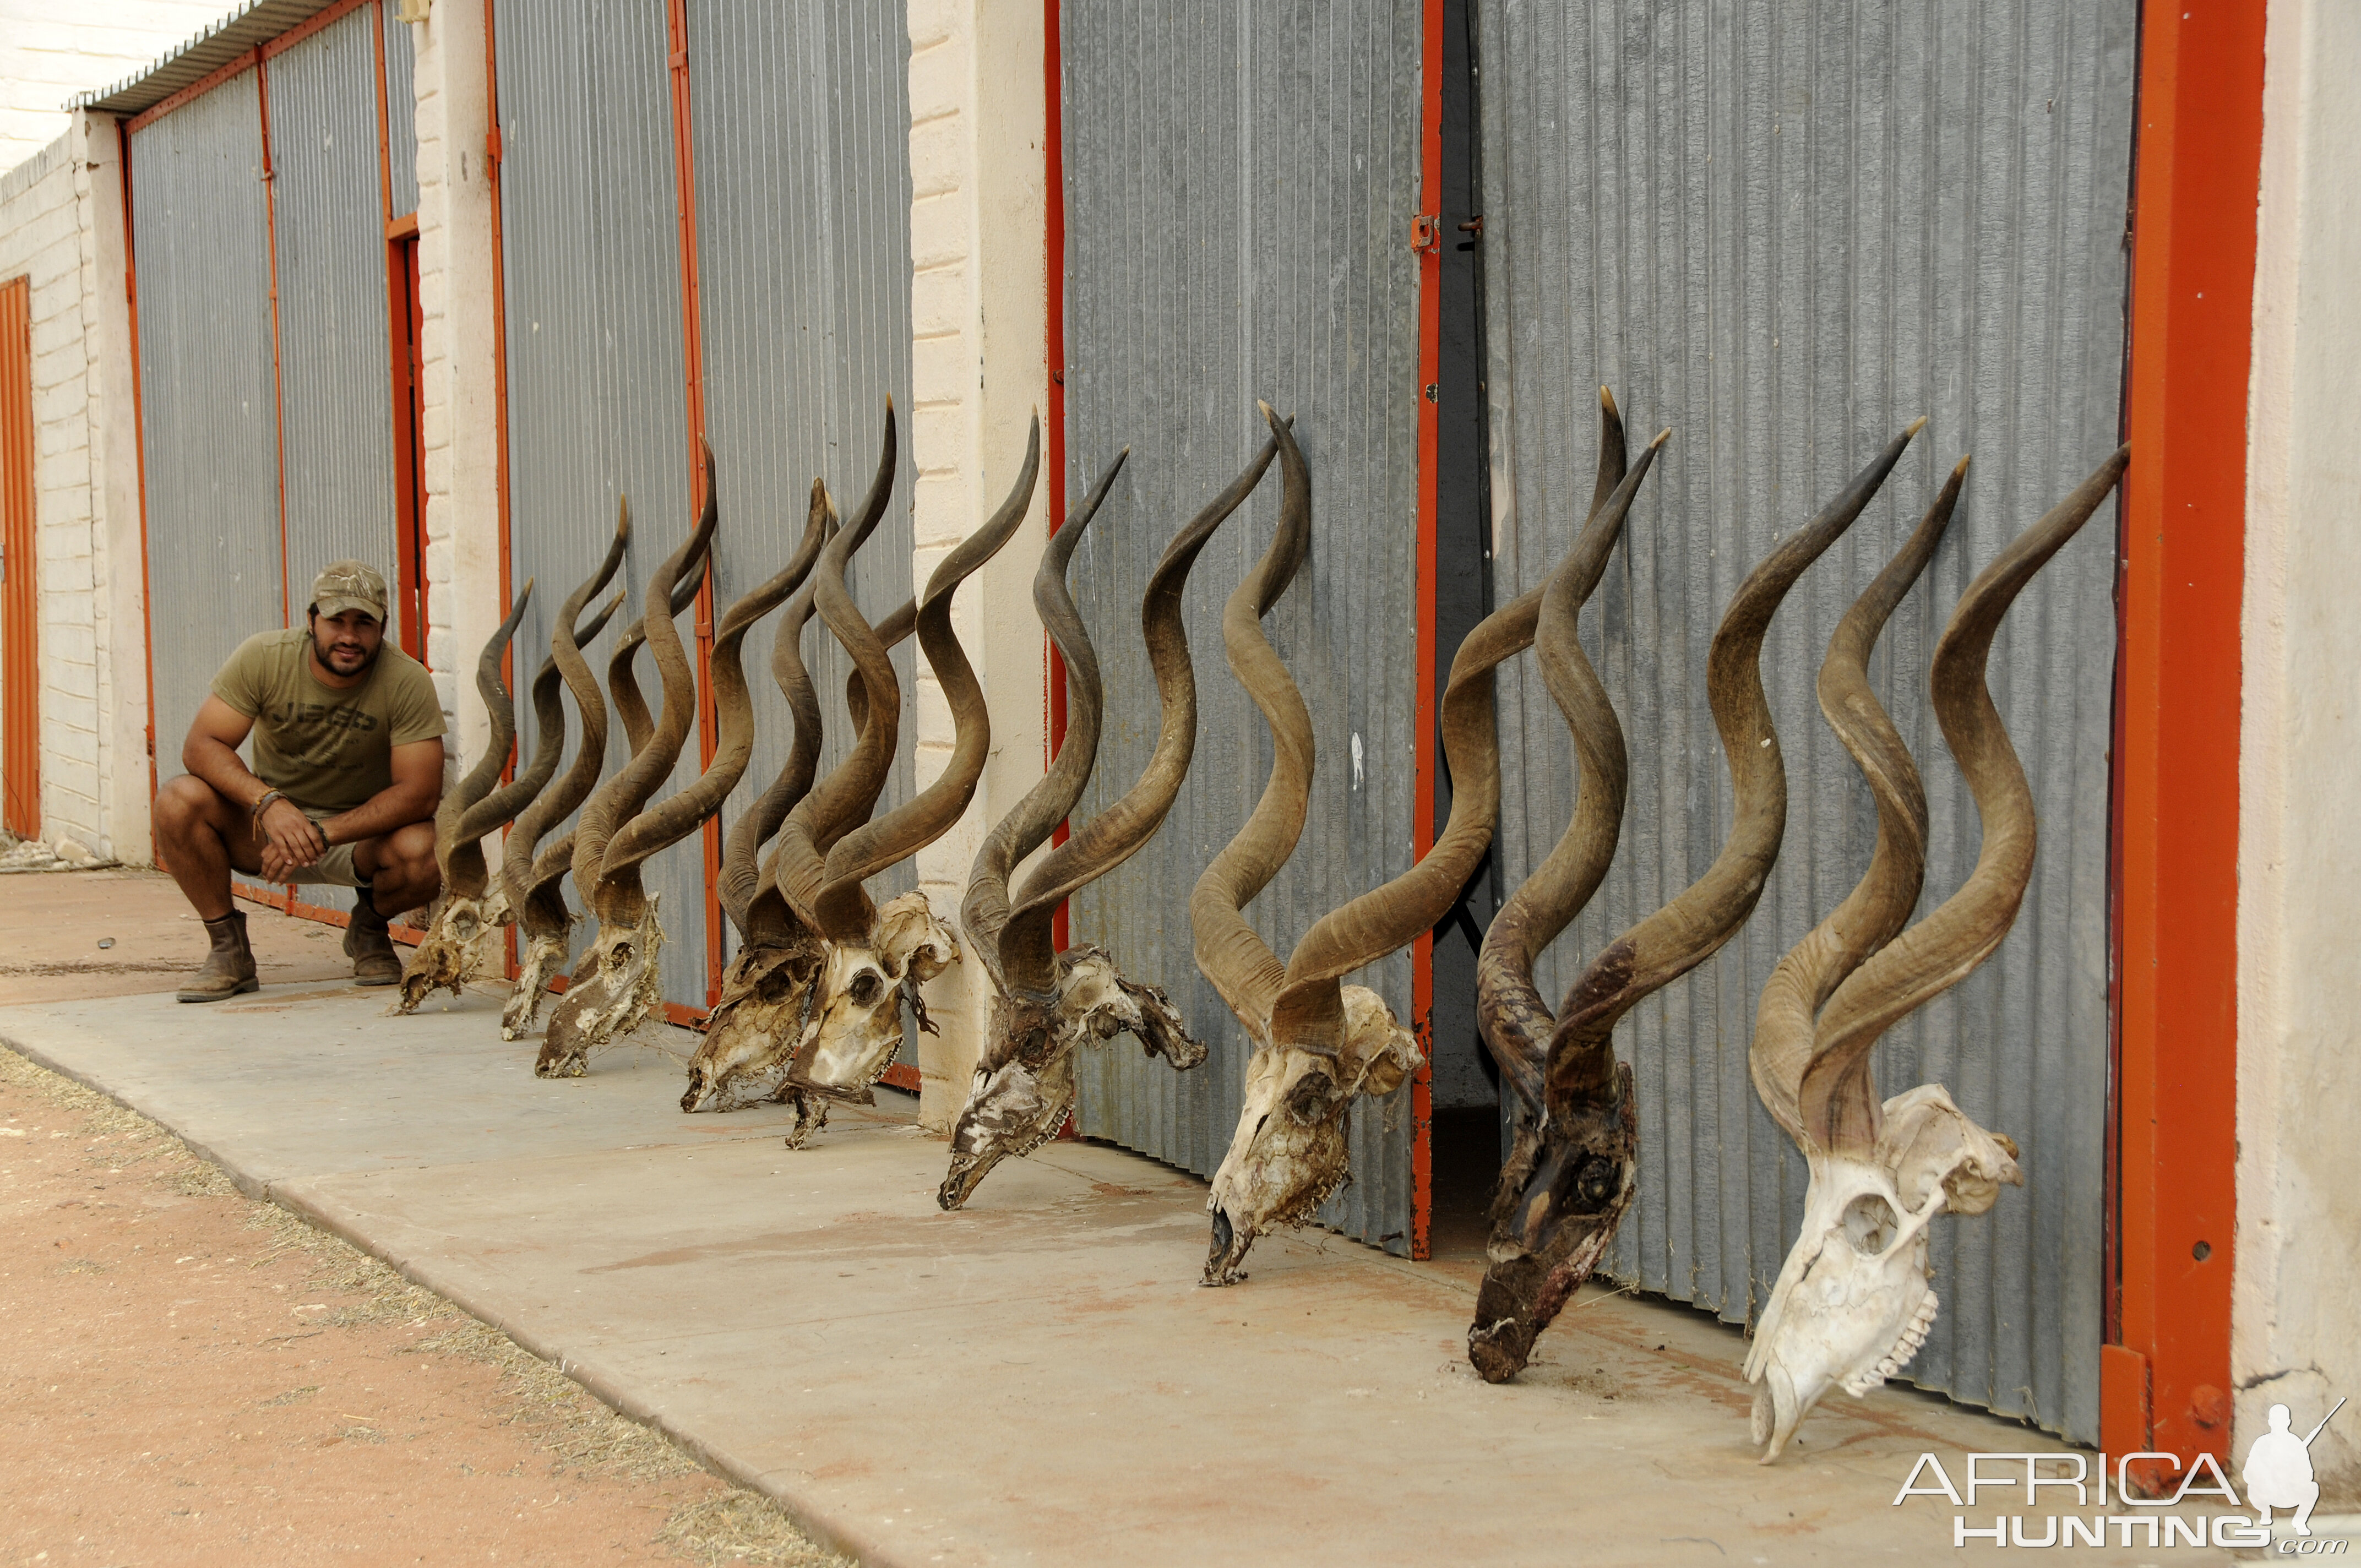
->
[1410,214,1440,253]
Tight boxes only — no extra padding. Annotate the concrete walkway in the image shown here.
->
[1,899,2231,1565]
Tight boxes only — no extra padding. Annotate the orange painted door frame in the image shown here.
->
[1,275,37,841]
[2105,0,2262,1480]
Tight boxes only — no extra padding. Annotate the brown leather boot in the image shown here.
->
[177,911,259,1003]
[345,887,401,986]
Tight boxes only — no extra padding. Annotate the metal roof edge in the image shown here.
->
[64,0,344,120]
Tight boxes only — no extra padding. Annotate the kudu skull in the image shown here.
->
[1742,445,2127,1461]
[1468,403,1932,1384]
[681,407,1039,1146]
[1189,404,1595,1285]
[939,440,1246,1211]
[494,504,635,1038]
[391,582,535,1012]
[538,442,810,1075]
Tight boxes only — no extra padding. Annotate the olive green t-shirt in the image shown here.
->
[210,628,446,813]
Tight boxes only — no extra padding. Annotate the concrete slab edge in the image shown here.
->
[0,1026,904,1568]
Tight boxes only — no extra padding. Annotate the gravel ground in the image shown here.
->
[0,1043,846,1568]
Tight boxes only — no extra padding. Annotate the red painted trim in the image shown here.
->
[0,277,39,841]
[370,1,427,662]
[663,0,723,1008]
[257,58,292,630]
[881,1063,922,1095]
[119,119,161,813]
[385,212,419,241]
[232,879,427,948]
[2105,0,2259,1479]
[483,0,516,987]
[1402,0,1444,1264]
[259,0,373,62]
[1043,0,1071,959]
[127,51,262,134]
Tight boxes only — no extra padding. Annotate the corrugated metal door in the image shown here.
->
[494,0,707,1011]
[129,71,285,761]
[685,0,919,964]
[1063,1,1428,1255]
[382,2,420,221]
[266,7,399,602]
[1477,0,2135,1440]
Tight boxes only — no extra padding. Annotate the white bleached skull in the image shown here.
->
[536,897,666,1078]
[1744,1084,2021,1461]
[1203,985,1422,1286]
[938,947,1203,1210]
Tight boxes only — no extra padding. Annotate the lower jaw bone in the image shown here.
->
[393,898,486,1015]
[536,909,665,1078]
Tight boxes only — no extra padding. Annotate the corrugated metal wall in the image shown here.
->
[685,0,918,957]
[493,0,706,1010]
[130,70,285,756]
[1062,0,1428,1255]
[1477,0,2135,1441]
[382,1,419,220]
[268,8,399,602]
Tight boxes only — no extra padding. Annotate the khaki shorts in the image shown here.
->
[282,807,365,888]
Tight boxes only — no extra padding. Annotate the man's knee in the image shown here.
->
[154,775,219,837]
[388,820,438,875]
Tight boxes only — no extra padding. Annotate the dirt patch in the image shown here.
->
[0,1044,846,1568]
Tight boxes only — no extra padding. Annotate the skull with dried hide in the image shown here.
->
[1469,405,1931,1384]
[1193,404,1581,1284]
[493,503,636,1038]
[1741,445,2126,1461]
[939,440,1247,1210]
[682,410,1038,1146]
[392,583,535,1012]
[540,443,808,1075]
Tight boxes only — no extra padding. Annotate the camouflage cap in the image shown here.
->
[309,560,389,623]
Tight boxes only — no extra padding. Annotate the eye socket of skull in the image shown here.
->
[846,970,885,1007]
[1841,1192,1901,1256]
[611,941,635,965]
[1282,1070,1336,1124]
[1552,1150,1621,1216]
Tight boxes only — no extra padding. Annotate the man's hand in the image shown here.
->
[257,797,326,880]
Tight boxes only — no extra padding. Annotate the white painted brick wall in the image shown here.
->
[903,0,1051,1129]
[0,130,108,857]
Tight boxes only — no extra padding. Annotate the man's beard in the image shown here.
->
[312,627,382,678]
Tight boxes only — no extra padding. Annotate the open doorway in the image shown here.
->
[1426,0,1498,1262]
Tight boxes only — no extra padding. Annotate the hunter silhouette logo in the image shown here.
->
[2248,1397,2344,1538]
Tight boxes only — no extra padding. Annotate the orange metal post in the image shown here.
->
[1,276,38,841]
[664,0,722,1015]
[118,120,160,819]
[2108,0,2261,1482]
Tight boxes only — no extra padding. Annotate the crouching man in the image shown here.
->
[154,562,447,1000]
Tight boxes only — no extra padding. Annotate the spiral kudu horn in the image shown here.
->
[431,582,535,903]
[719,484,837,945]
[1747,459,1967,1145]
[476,521,631,881]
[569,454,721,927]
[1188,407,1317,1033]
[498,504,630,917]
[1466,416,1925,1383]
[1475,389,1655,1116]
[960,447,1130,995]
[602,462,828,897]
[809,415,1040,941]
[1742,444,2125,1460]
